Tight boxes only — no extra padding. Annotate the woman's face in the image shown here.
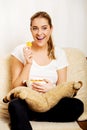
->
[30,17,52,47]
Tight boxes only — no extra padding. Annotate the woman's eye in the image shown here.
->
[32,27,38,31]
[32,26,48,31]
[42,27,47,30]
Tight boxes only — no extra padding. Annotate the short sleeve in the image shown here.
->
[55,47,69,70]
[11,44,25,64]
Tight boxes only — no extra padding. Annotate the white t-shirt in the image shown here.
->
[11,44,69,85]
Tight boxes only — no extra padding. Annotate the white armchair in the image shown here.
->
[0,48,87,130]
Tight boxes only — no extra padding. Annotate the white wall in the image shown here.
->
[0,0,87,56]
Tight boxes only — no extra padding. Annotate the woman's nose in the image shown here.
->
[37,29,43,35]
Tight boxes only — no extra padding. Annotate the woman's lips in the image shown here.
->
[36,36,45,40]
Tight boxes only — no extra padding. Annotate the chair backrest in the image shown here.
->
[64,48,87,121]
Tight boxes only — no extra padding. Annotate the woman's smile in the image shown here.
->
[36,35,45,40]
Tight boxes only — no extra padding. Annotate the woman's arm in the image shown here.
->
[10,55,32,89]
[56,67,67,85]
[10,46,33,89]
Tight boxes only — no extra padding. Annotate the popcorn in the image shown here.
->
[30,79,46,85]
[26,79,46,87]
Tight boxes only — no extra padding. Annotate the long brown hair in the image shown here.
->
[30,11,56,59]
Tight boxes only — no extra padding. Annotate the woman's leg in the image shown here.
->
[8,97,84,130]
[8,98,32,130]
[34,97,84,122]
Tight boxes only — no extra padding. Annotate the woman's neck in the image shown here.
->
[31,42,51,65]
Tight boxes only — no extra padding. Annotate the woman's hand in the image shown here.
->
[23,47,33,64]
[31,79,54,93]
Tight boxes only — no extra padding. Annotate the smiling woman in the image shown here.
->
[7,11,84,130]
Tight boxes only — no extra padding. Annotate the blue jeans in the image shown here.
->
[8,97,84,130]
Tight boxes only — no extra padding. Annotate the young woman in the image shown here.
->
[8,11,84,130]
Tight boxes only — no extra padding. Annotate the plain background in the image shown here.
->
[0,0,87,56]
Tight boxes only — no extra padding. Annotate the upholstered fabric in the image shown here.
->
[64,48,87,121]
[0,119,82,130]
[0,47,87,130]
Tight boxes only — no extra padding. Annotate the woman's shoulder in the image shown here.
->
[55,46,65,58]
[12,44,25,51]
[11,43,26,63]
[54,46,69,69]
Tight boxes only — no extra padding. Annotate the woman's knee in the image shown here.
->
[8,98,21,111]
[59,97,84,115]
[71,98,84,121]
[8,98,28,113]
[74,98,84,115]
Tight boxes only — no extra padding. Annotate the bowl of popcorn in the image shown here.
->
[26,78,46,87]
